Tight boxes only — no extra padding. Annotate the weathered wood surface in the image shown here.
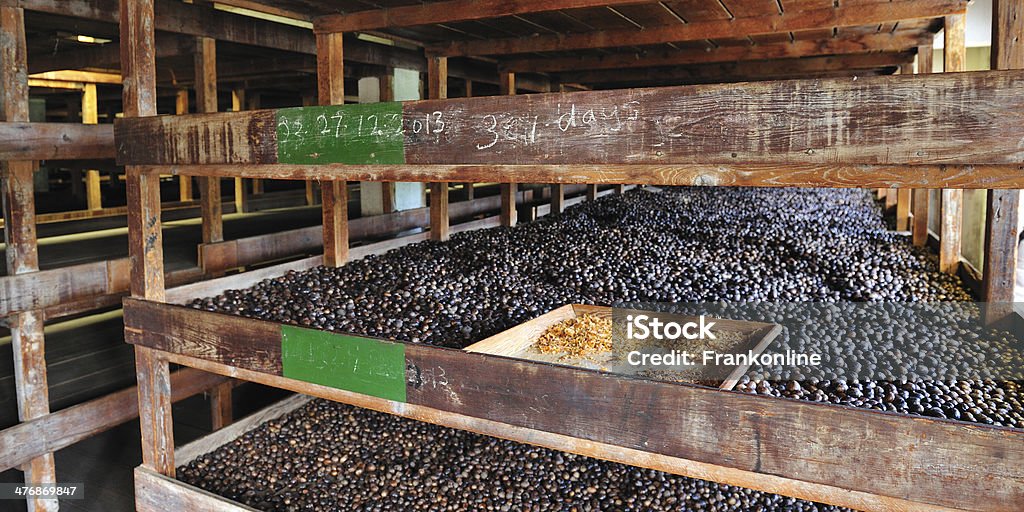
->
[554,52,912,85]
[0,257,129,315]
[115,72,1024,168]
[503,33,932,73]
[135,467,259,512]
[123,300,1024,512]
[429,0,966,56]
[0,122,113,160]
[314,0,643,33]
[3,6,57,509]
[982,0,1024,319]
[938,14,967,275]
[500,183,517,227]
[0,367,228,471]
[912,189,930,246]
[161,162,1024,189]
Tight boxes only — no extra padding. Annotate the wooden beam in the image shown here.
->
[31,70,121,84]
[175,88,193,202]
[429,55,449,242]
[2,7,57,510]
[429,0,966,56]
[195,36,222,244]
[912,43,934,247]
[122,299,1024,512]
[115,72,1024,168]
[120,0,174,482]
[0,122,113,160]
[83,82,102,210]
[314,0,646,33]
[895,189,912,230]
[940,14,966,275]
[0,367,228,471]
[498,70,517,228]
[556,52,912,85]
[587,184,599,201]
[502,32,932,73]
[983,0,1024,320]
[317,32,348,267]
[550,183,565,214]
[231,87,247,215]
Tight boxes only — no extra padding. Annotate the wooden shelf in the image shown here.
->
[122,256,1024,511]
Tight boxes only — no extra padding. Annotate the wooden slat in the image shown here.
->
[982,0,1024,320]
[122,301,1024,512]
[135,466,258,512]
[0,122,113,160]
[555,52,912,85]
[115,71,1024,168]
[502,32,932,73]
[0,367,228,471]
[0,258,129,315]
[314,0,645,33]
[430,0,966,56]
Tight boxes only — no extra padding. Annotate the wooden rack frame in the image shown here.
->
[104,1,1024,512]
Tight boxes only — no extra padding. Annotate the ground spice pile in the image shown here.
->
[534,313,613,360]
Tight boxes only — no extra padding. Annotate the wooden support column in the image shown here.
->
[246,93,263,196]
[1,7,57,508]
[498,71,517,228]
[317,32,349,266]
[379,71,396,213]
[120,0,174,478]
[231,88,248,213]
[175,88,193,202]
[983,0,1023,321]
[195,36,222,244]
[300,94,319,206]
[83,83,102,210]
[615,184,626,194]
[587,184,599,201]
[893,59,911,230]
[551,184,565,214]
[428,56,449,241]
[912,44,933,247]
[940,14,966,274]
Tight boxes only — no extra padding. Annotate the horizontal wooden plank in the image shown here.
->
[0,258,129,315]
[313,0,647,33]
[160,163,1024,189]
[0,367,227,471]
[123,300,1024,512]
[0,122,113,160]
[502,33,932,73]
[115,71,1024,168]
[135,466,258,512]
[162,351,961,512]
[428,0,964,56]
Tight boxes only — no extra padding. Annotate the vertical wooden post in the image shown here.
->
[498,71,517,228]
[121,0,174,478]
[231,88,248,213]
[246,92,263,196]
[587,185,599,201]
[317,32,349,266]
[301,94,320,206]
[939,14,966,274]
[428,56,449,241]
[893,59,911,230]
[83,83,102,211]
[912,44,933,247]
[551,184,565,214]
[195,36,222,244]
[615,184,626,194]
[983,0,1023,321]
[175,88,193,202]
[376,71,396,213]
[1,7,57,510]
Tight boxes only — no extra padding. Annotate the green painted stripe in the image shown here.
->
[276,103,405,165]
[281,325,407,402]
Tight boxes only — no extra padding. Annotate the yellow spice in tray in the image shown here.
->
[534,314,613,360]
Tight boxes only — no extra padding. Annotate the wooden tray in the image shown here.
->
[465,304,781,390]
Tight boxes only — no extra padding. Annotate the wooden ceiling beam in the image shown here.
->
[503,32,932,73]
[429,0,965,57]
[314,0,648,34]
[28,34,193,74]
[555,52,914,84]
